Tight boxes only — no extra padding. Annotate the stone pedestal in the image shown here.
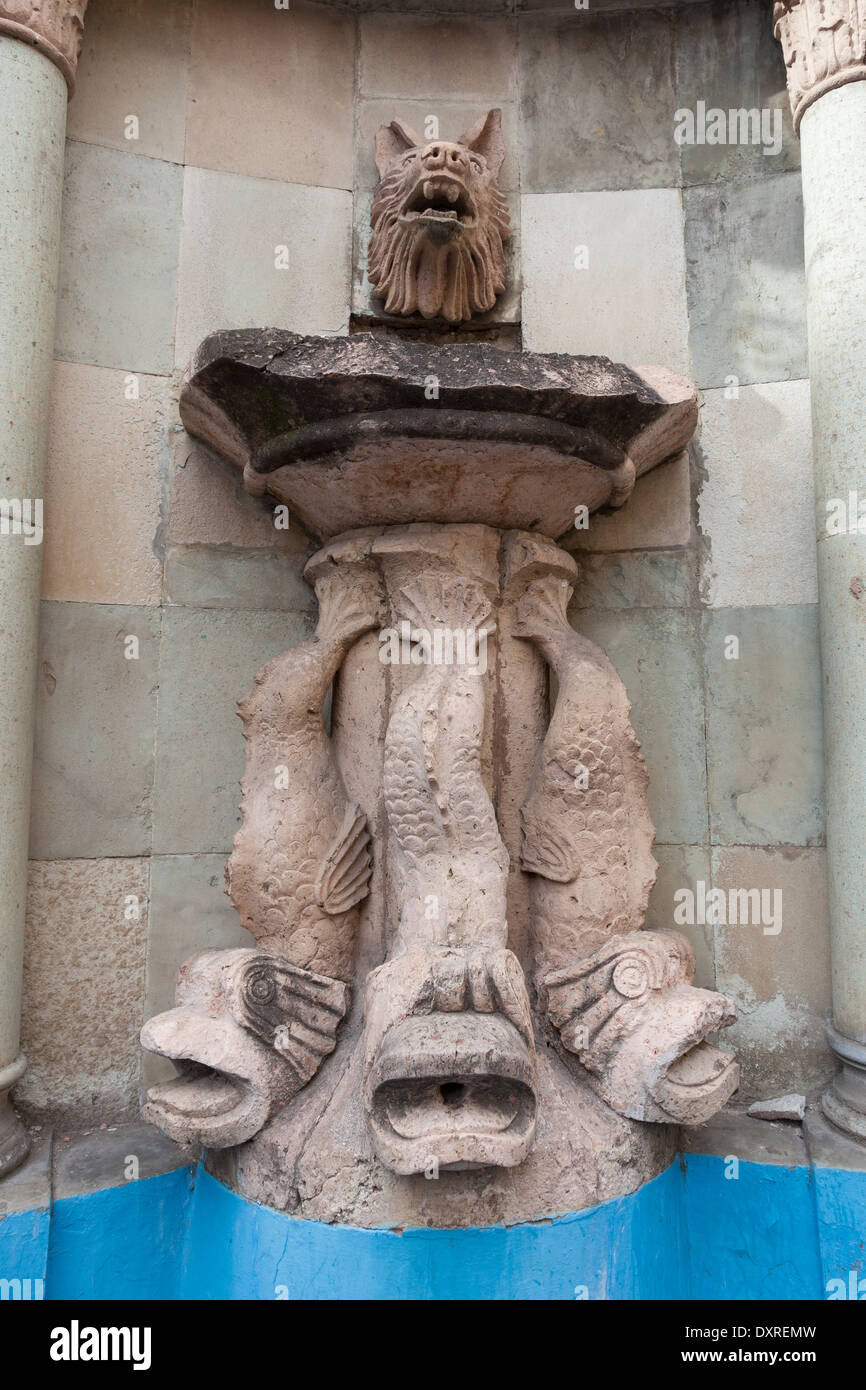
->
[141,332,739,1226]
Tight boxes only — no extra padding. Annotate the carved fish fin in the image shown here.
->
[232,953,351,1090]
[315,802,373,914]
[520,800,579,882]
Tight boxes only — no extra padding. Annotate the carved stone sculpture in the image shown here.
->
[0,1,88,90]
[368,109,510,323]
[141,331,739,1225]
[516,575,738,1125]
[774,0,866,129]
[142,561,381,1147]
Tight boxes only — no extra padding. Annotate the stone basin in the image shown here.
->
[179,330,698,541]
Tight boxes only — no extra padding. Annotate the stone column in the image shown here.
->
[0,2,87,1175]
[774,1,866,1137]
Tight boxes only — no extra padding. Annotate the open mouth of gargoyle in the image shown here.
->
[400,176,476,226]
[651,1040,739,1122]
[145,1060,249,1122]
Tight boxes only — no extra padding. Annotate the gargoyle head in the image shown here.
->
[368,109,510,325]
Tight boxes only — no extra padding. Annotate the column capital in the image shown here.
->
[774,0,866,132]
[0,1,88,93]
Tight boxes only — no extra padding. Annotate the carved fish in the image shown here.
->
[227,564,384,982]
[515,575,657,974]
[516,575,738,1126]
[140,562,383,1149]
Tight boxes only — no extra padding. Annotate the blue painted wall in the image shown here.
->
[1,1154,864,1300]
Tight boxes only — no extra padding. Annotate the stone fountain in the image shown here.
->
[140,110,738,1228]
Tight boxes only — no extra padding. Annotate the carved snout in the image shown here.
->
[544,930,739,1126]
[419,141,470,176]
[141,1002,282,1150]
[364,947,538,1174]
[141,947,350,1150]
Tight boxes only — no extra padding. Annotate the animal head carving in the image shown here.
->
[368,109,511,325]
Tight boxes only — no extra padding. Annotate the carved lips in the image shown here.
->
[400,173,477,237]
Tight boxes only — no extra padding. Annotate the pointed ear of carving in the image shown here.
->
[459,108,506,176]
[374,119,422,178]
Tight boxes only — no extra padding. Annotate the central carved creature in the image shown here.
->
[141,533,739,1175]
[368,109,511,324]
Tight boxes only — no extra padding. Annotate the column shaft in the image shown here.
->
[0,35,68,1174]
[800,83,866,1135]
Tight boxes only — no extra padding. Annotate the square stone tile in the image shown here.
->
[168,431,326,557]
[518,9,678,193]
[67,0,192,164]
[164,546,316,613]
[713,846,833,1099]
[563,450,693,554]
[359,12,516,101]
[142,854,254,1086]
[698,381,817,608]
[55,141,183,375]
[647,844,715,989]
[42,362,170,606]
[684,172,807,389]
[521,189,691,374]
[18,859,149,1126]
[674,0,798,186]
[571,608,708,845]
[185,0,354,189]
[174,167,352,367]
[30,603,161,860]
[152,607,313,855]
[571,549,695,611]
[168,434,303,549]
[704,606,825,847]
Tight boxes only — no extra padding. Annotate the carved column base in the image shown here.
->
[822,1026,866,1141]
[0,1056,29,1177]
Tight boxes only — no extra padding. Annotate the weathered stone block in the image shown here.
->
[522,189,691,374]
[698,380,817,608]
[674,0,798,185]
[55,141,182,375]
[164,547,315,613]
[17,859,149,1126]
[569,549,694,611]
[518,9,678,192]
[174,168,352,367]
[565,451,692,553]
[572,608,708,845]
[186,0,355,189]
[152,607,312,855]
[704,606,825,846]
[29,603,160,860]
[684,172,807,388]
[713,846,832,1099]
[43,361,169,606]
[359,12,516,102]
[67,0,192,164]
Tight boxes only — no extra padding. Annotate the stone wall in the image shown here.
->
[17,0,831,1129]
